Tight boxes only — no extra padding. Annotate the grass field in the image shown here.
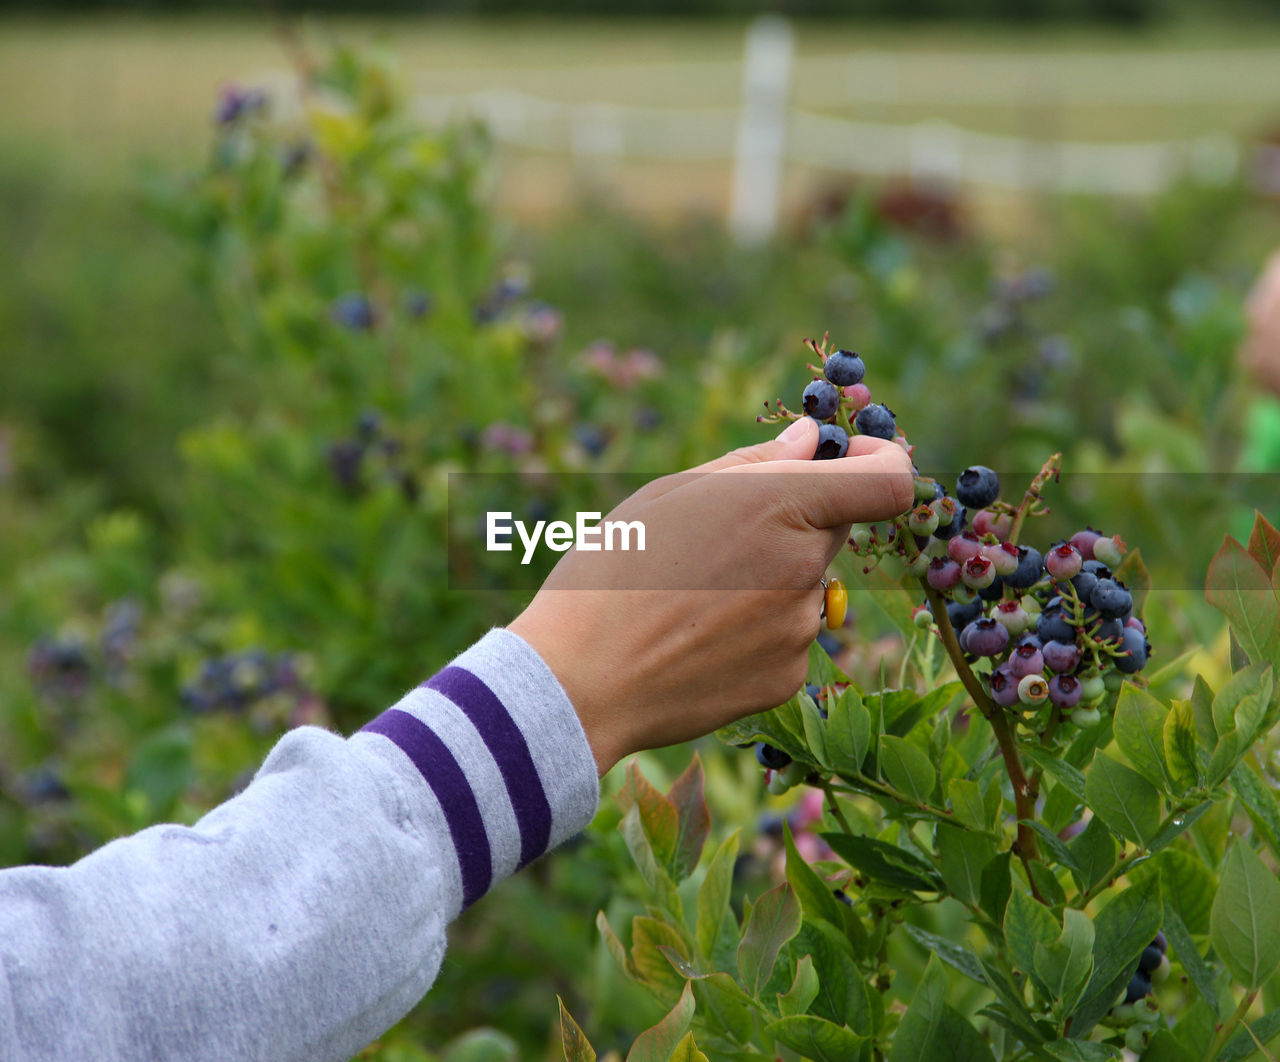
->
[2,15,1280,219]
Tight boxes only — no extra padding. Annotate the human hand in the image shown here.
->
[508,417,915,775]
[1240,249,1280,399]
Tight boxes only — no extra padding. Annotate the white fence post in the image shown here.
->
[729,15,794,244]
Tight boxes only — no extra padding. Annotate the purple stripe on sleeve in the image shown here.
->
[425,666,552,869]
[361,708,491,908]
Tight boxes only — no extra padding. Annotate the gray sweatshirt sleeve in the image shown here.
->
[0,628,600,1062]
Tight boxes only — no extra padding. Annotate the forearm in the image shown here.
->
[0,629,599,1062]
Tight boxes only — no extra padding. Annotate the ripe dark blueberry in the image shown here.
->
[1048,674,1083,709]
[1081,559,1113,581]
[327,440,365,492]
[1090,615,1125,646]
[955,466,1000,509]
[403,289,432,319]
[1138,945,1164,975]
[1152,931,1167,954]
[932,504,967,541]
[945,598,983,631]
[963,617,1010,657]
[824,349,866,387]
[978,577,1005,603]
[803,379,841,420]
[1089,579,1133,620]
[989,666,1020,707]
[1069,569,1098,603]
[1124,972,1152,1004]
[1115,626,1151,674]
[331,292,375,331]
[1003,546,1044,591]
[1042,640,1081,674]
[1009,643,1045,677]
[1036,603,1077,645]
[814,423,850,460]
[1015,632,1043,651]
[574,424,609,458]
[854,403,896,440]
[756,743,791,770]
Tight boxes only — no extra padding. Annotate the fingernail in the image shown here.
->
[778,418,810,442]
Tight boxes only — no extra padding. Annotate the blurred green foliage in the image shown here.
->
[2,34,1279,1062]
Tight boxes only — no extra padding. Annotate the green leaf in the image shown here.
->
[937,823,997,906]
[1114,684,1173,791]
[1069,817,1118,894]
[1139,1029,1196,1062]
[1213,662,1275,748]
[888,955,996,1062]
[1206,535,1280,667]
[627,981,696,1062]
[826,686,871,775]
[558,997,597,1062]
[879,735,937,805]
[792,919,872,1029]
[1207,729,1246,788]
[1191,676,1219,750]
[631,917,691,998]
[619,761,679,871]
[947,777,990,832]
[1032,909,1095,1015]
[621,806,680,914]
[1155,848,1218,935]
[800,691,830,769]
[903,924,988,985]
[126,727,194,814]
[979,851,1013,925]
[777,955,820,1017]
[1086,752,1162,845]
[737,883,801,998]
[663,1032,708,1062]
[765,1015,867,1062]
[1148,801,1213,853]
[821,831,944,893]
[691,973,756,1046]
[695,830,740,964]
[1072,875,1163,1035]
[1005,887,1060,980]
[1218,1005,1280,1061]
[783,823,845,929]
[1210,841,1280,989]
[1039,1040,1122,1061]
[439,1028,519,1062]
[597,910,635,978]
[1234,762,1280,862]
[1021,820,1082,875]
[1022,747,1087,803]
[1164,699,1201,792]
[1163,905,1219,1018]
[666,755,712,882]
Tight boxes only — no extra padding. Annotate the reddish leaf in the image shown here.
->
[737,883,802,997]
[1206,536,1280,667]
[1249,512,1280,575]
[626,982,696,1062]
[618,760,678,873]
[558,997,598,1062]
[667,754,711,882]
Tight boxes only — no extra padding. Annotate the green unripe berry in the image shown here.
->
[1125,1026,1153,1053]
[851,527,873,551]
[1134,996,1161,1024]
[1150,953,1170,987]
[908,505,940,536]
[1017,673,1049,706]
[768,761,809,795]
[951,585,979,605]
[1078,672,1107,703]
[1103,668,1125,692]
[906,552,931,578]
[1071,707,1102,728]
[1093,535,1125,568]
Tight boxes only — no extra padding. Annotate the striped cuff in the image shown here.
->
[352,628,600,918]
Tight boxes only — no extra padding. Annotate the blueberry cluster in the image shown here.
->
[180,649,305,715]
[1108,931,1168,1050]
[327,410,418,502]
[26,599,144,702]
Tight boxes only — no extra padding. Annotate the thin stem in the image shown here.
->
[820,781,855,835]
[1201,989,1258,1062]
[923,582,1042,884]
[1006,453,1062,546]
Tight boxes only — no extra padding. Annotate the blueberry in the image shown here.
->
[989,666,1020,707]
[955,466,1000,509]
[1138,945,1164,975]
[1045,543,1083,581]
[814,423,850,460]
[962,617,1009,657]
[978,576,1005,603]
[1069,528,1102,561]
[327,440,365,492]
[1081,558,1113,581]
[944,598,983,630]
[824,349,866,387]
[1048,674,1082,709]
[403,289,432,319]
[803,379,840,420]
[1004,546,1044,591]
[1068,569,1098,603]
[756,743,792,770]
[356,410,382,441]
[854,403,896,440]
[1042,640,1081,674]
[1009,643,1045,677]
[1089,579,1133,620]
[1036,601,1077,645]
[1152,931,1167,954]
[927,558,962,592]
[1115,626,1151,674]
[931,503,967,541]
[1088,613,1125,646]
[331,293,375,331]
[574,424,609,458]
[1124,972,1152,1004]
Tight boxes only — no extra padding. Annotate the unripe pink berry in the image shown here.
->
[1045,543,1083,580]
[1068,527,1102,560]
[927,558,961,591]
[985,541,1020,577]
[1093,534,1126,568]
[947,531,983,564]
[961,555,996,590]
[991,599,1031,635]
[844,383,872,410]
[972,508,1013,541]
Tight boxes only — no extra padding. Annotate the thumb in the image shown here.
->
[689,417,819,475]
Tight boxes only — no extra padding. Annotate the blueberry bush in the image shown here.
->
[561,339,1280,1060]
[4,31,1280,1062]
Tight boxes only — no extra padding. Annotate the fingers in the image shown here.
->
[685,417,820,477]
[724,439,916,530]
